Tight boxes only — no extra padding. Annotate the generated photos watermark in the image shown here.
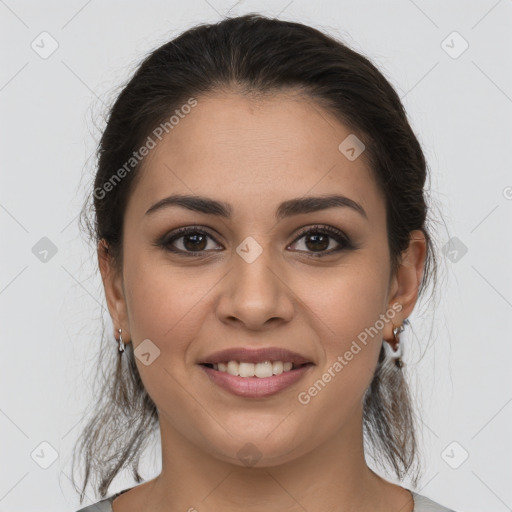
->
[94,97,198,200]
[297,302,403,405]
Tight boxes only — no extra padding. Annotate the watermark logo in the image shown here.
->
[31,441,59,469]
[441,441,469,469]
[134,338,161,366]
[31,31,59,59]
[237,442,262,466]
[32,236,58,263]
[236,236,263,264]
[338,134,365,161]
[442,236,468,263]
[441,31,469,60]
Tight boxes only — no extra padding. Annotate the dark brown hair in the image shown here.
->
[73,13,439,503]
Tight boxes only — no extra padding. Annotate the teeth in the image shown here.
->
[255,361,273,378]
[212,360,297,378]
[272,361,283,375]
[239,362,255,377]
[227,360,239,376]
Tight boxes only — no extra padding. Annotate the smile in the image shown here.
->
[199,361,314,398]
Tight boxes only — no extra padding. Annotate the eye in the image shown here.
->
[156,226,223,256]
[288,225,354,257]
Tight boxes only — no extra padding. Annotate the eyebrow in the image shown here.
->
[144,193,367,221]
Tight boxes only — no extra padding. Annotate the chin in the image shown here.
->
[201,426,310,469]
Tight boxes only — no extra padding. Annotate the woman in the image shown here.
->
[72,14,455,512]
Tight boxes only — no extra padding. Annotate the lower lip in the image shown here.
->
[199,364,314,398]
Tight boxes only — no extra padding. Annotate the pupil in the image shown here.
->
[184,233,206,251]
[306,234,328,252]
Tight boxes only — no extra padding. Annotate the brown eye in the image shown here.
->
[178,232,208,252]
[158,227,223,256]
[289,225,353,257]
[302,232,331,252]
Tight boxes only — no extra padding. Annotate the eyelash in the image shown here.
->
[155,225,356,258]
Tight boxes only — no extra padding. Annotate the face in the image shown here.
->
[100,89,423,468]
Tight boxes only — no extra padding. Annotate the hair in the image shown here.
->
[72,13,440,503]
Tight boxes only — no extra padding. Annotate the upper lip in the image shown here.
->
[198,347,313,365]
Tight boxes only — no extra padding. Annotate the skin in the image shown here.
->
[99,89,426,512]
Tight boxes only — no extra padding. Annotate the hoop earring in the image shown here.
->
[117,328,125,353]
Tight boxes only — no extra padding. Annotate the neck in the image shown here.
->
[142,407,413,512]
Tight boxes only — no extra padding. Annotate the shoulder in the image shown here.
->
[73,487,131,512]
[74,488,457,512]
[74,496,113,512]
[412,491,457,511]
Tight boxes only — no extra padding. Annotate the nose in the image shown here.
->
[216,243,295,331]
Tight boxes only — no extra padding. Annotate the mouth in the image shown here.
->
[198,358,315,398]
[197,346,315,398]
[199,360,314,377]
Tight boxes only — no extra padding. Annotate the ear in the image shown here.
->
[97,239,131,345]
[384,229,427,342]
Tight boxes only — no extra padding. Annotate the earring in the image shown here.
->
[384,318,408,365]
[117,328,125,353]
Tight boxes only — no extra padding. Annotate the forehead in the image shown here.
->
[126,90,384,223]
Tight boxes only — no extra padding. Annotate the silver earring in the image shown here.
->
[117,328,125,353]
[384,318,408,364]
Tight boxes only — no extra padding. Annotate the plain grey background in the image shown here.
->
[1,1,511,511]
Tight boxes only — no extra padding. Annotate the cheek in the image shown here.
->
[121,253,213,417]
[297,254,389,397]
[305,256,389,343]
[293,277,387,440]
[122,250,214,352]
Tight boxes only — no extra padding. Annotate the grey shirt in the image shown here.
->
[74,487,456,511]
